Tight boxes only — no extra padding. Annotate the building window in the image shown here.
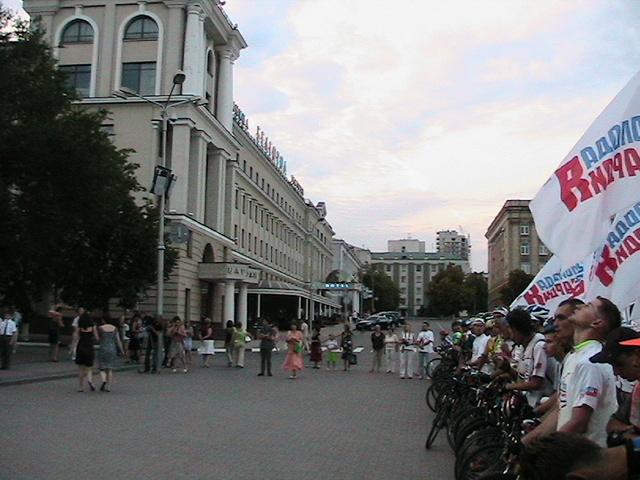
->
[539,244,548,255]
[242,195,246,214]
[431,265,437,273]
[248,233,252,251]
[61,19,94,44]
[184,288,191,322]
[521,262,531,274]
[400,276,407,283]
[186,230,193,258]
[520,225,530,236]
[416,298,422,305]
[121,62,156,95]
[235,190,239,209]
[521,243,530,255]
[207,51,214,76]
[241,229,245,248]
[59,64,91,97]
[261,179,265,189]
[416,265,421,272]
[249,166,253,179]
[254,237,257,253]
[124,16,159,41]
[234,224,238,242]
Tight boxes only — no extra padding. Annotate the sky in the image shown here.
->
[7,0,640,271]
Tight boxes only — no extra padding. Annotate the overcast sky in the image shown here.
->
[8,0,640,271]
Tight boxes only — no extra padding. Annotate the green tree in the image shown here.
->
[0,10,174,312]
[425,265,467,317]
[464,272,488,314]
[361,265,400,312]
[499,269,534,306]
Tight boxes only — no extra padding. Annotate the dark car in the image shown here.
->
[356,314,399,331]
[377,311,405,325]
[355,317,374,331]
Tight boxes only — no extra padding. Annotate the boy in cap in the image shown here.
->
[590,327,640,441]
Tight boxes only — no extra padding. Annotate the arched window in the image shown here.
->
[61,19,94,44]
[124,16,158,41]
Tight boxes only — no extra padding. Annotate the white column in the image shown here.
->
[182,5,204,96]
[224,280,235,325]
[223,158,237,238]
[188,131,207,221]
[238,283,248,329]
[205,149,227,232]
[169,121,192,213]
[215,47,235,131]
[213,282,224,325]
[297,297,301,320]
[352,290,360,315]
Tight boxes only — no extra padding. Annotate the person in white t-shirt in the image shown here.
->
[468,319,489,370]
[70,307,86,360]
[416,322,434,379]
[504,308,549,407]
[556,296,621,447]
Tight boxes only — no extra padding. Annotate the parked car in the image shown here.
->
[355,317,374,330]
[356,314,397,331]
[377,311,405,325]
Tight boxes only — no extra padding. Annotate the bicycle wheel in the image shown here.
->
[457,442,505,480]
[476,474,517,480]
[426,357,441,379]
[455,428,503,479]
[426,403,449,449]
[426,383,439,412]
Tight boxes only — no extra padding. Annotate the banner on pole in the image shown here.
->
[530,71,640,264]
[586,201,640,308]
[511,255,591,313]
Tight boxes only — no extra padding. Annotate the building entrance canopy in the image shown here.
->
[198,262,260,284]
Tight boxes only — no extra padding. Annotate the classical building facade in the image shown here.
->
[23,0,339,327]
[436,230,470,261]
[485,200,550,308]
[371,239,470,316]
[329,239,371,317]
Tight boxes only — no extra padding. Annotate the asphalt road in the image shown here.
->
[0,319,455,480]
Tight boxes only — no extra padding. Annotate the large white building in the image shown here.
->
[372,239,470,316]
[23,0,340,328]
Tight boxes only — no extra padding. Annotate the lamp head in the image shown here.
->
[173,70,186,85]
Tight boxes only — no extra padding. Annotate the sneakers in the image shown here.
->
[183,369,188,373]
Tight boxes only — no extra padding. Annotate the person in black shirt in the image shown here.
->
[257,318,276,376]
[370,325,385,373]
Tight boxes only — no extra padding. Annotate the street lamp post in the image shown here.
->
[307,217,325,334]
[114,70,202,370]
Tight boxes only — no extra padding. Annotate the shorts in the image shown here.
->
[327,351,339,363]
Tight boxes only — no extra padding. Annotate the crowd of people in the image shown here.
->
[439,296,640,479]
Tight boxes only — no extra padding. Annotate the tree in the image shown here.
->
[464,272,488,315]
[0,11,175,312]
[361,265,400,312]
[499,269,534,306]
[425,265,468,317]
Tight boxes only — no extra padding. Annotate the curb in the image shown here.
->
[0,364,140,388]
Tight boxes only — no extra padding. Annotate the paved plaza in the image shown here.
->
[1,323,454,480]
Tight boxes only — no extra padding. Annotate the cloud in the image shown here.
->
[226,0,640,271]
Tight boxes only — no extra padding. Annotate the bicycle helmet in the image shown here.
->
[526,304,550,324]
[492,306,509,318]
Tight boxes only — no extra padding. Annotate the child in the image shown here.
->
[325,334,340,370]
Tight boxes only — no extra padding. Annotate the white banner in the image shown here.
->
[511,255,591,313]
[586,201,640,308]
[530,70,640,264]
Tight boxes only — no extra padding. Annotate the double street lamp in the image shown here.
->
[114,70,201,368]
